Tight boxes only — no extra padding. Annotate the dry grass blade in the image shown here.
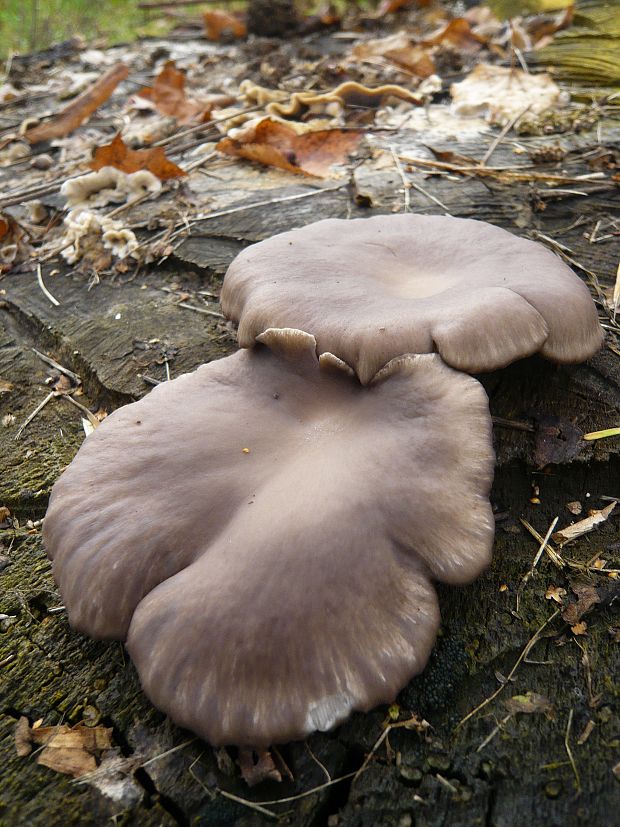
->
[456,610,560,730]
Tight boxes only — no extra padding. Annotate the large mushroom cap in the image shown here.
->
[44,330,494,746]
[221,214,603,384]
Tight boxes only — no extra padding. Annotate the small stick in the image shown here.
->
[480,106,531,166]
[390,146,410,212]
[178,302,225,318]
[15,391,55,439]
[456,610,560,730]
[36,264,60,306]
[31,348,81,384]
[152,105,266,148]
[565,709,581,793]
[517,517,559,613]
[519,518,565,570]
[140,739,195,769]
[216,790,277,819]
[476,713,513,752]
[492,415,535,433]
[59,394,100,429]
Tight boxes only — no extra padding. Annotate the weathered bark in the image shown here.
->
[1,118,619,826]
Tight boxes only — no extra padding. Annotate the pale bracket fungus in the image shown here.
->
[221,214,603,385]
[60,210,139,264]
[60,165,161,210]
[44,329,494,747]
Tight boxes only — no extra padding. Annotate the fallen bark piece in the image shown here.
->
[25,63,129,143]
[552,503,616,545]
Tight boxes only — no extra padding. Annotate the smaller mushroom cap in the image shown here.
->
[44,330,494,746]
[221,215,603,384]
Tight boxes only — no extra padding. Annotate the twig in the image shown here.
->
[476,713,513,752]
[217,790,277,819]
[36,264,60,306]
[152,105,266,148]
[529,231,605,304]
[15,391,55,439]
[352,726,391,785]
[492,416,535,433]
[517,517,559,613]
[305,743,331,784]
[250,770,358,805]
[480,105,531,166]
[59,394,100,429]
[162,184,347,250]
[390,146,410,212]
[31,348,80,384]
[456,610,560,730]
[178,302,225,318]
[519,518,565,570]
[565,709,581,794]
[140,739,195,769]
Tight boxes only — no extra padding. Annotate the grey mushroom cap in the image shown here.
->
[221,214,603,385]
[43,329,494,746]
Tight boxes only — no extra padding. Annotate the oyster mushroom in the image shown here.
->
[221,214,603,384]
[43,329,494,746]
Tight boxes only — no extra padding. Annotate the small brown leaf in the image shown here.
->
[16,720,114,779]
[217,118,360,177]
[571,621,588,636]
[562,583,601,625]
[25,64,128,144]
[203,10,247,41]
[424,18,486,52]
[14,717,32,757]
[137,61,217,124]
[89,134,186,180]
[545,585,567,604]
[351,33,436,78]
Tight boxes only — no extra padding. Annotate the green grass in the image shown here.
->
[0,0,157,59]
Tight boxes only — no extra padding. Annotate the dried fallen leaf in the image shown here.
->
[451,63,565,125]
[545,585,567,604]
[89,134,186,180]
[217,118,361,177]
[137,61,222,124]
[351,33,436,78]
[203,9,247,41]
[566,501,582,515]
[25,63,128,143]
[562,583,601,625]
[571,621,588,636]
[238,748,281,787]
[424,18,486,52]
[552,503,616,545]
[15,718,114,778]
[505,691,555,717]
